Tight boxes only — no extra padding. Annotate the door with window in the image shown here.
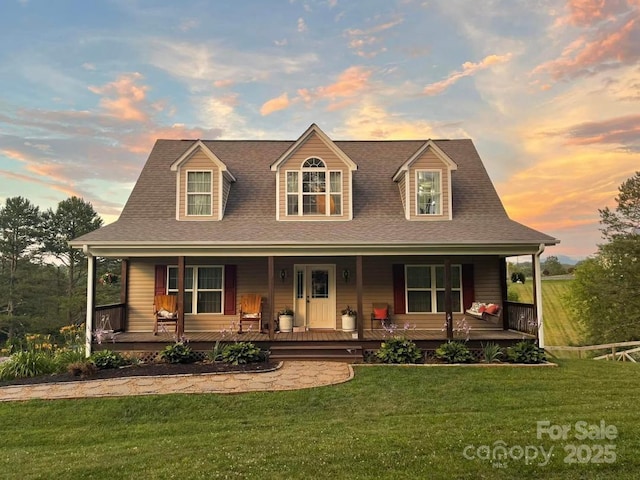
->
[293,265,336,329]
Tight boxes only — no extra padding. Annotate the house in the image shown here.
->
[70,124,558,360]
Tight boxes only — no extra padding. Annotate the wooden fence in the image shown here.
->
[545,340,640,361]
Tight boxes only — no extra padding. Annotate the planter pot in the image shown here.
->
[279,315,294,333]
[341,314,356,332]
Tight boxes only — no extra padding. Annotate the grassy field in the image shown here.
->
[510,279,583,347]
[1,360,638,479]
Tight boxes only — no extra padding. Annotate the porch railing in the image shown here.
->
[94,303,126,332]
[504,301,537,336]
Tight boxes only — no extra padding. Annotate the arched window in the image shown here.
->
[302,157,325,168]
[286,157,342,216]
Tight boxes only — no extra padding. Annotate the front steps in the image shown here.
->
[268,343,363,362]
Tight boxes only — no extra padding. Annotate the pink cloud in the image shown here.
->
[563,0,631,26]
[260,93,291,116]
[423,54,513,95]
[344,17,402,58]
[316,66,372,100]
[213,79,235,88]
[88,73,149,122]
[536,3,640,80]
[261,67,372,115]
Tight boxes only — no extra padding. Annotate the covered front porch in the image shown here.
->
[83,243,547,358]
[95,327,535,362]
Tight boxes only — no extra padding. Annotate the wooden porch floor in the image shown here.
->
[108,328,532,344]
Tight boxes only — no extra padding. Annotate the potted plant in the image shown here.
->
[278,307,294,333]
[341,306,357,332]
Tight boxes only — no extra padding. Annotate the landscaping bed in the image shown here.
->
[0,360,279,387]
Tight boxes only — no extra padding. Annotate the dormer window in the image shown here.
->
[186,170,212,216]
[416,171,441,215]
[286,157,342,216]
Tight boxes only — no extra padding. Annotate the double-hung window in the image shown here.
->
[416,171,441,215]
[167,266,223,314]
[286,157,342,216]
[406,265,461,313]
[186,171,212,216]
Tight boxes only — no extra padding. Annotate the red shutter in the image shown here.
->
[392,264,406,314]
[224,265,237,315]
[462,264,475,311]
[154,265,167,295]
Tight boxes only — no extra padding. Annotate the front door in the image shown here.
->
[294,265,336,329]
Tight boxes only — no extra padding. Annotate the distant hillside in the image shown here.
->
[542,254,583,266]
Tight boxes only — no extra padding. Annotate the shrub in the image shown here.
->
[221,342,264,365]
[376,337,422,364]
[54,348,86,373]
[507,341,546,364]
[90,350,127,369]
[0,351,57,380]
[67,361,98,378]
[208,340,224,362]
[507,287,520,302]
[481,342,503,363]
[435,341,473,364]
[160,342,195,364]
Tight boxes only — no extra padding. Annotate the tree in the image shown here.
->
[599,171,640,241]
[0,197,43,339]
[542,256,566,276]
[569,173,640,343]
[42,197,103,323]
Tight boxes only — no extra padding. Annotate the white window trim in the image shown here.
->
[284,159,343,217]
[185,170,213,217]
[415,169,443,217]
[405,264,462,314]
[167,265,224,314]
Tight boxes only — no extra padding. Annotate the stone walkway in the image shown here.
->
[0,361,353,402]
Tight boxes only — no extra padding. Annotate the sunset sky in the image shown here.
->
[1,0,639,260]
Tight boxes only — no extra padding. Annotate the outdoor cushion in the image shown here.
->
[373,307,388,319]
[478,304,486,313]
[485,304,499,315]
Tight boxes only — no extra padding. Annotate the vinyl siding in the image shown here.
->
[126,255,504,333]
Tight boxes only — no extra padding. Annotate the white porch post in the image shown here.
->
[85,251,95,358]
[533,244,545,348]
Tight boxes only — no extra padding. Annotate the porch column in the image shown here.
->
[177,256,185,337]
[499,258,509,330]
[120,259,129,329]
[444,258,453,340]
[84,252,96,358]
[533,244,545,348]
[268,256,275,340]
[356,255,363,340]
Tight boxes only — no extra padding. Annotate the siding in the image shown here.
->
[277,132,351,221]
[177,149,220,221]
[408,148,450,220]
[126,255,504,333]
[398,174,407,214]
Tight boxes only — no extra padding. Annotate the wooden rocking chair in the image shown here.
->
[370,303,391,330]
[153,294,178,335]
[239,294,262,333]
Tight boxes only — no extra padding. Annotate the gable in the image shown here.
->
[394,141,457,221]
[271,124,357,221]
[170,141,235,221]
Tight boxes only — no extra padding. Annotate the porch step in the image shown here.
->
[269,344,363,362]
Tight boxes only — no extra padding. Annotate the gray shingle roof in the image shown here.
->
[72,138,558,249]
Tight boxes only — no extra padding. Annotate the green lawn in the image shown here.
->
[1,360,638,479]
[510,279,583,347]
